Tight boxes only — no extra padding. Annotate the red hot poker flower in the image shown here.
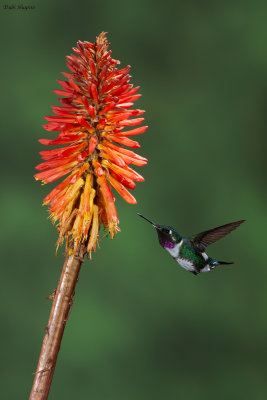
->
[35,32,148,255]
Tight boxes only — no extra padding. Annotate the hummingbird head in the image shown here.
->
[138,214,182,248]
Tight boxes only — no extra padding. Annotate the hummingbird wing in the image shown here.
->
[191,220,245,252]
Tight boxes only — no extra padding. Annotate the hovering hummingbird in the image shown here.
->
[138,214,245,275]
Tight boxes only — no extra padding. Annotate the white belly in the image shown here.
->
[176,257,195,272]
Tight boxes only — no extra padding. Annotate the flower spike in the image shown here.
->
[35,32,147,256]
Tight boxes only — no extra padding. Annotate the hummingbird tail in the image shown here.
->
[217,261,234,265]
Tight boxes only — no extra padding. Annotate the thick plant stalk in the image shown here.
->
[30,247,84,400]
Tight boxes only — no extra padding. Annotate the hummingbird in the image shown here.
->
[138,214,245,275]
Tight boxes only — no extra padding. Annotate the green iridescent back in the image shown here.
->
[180,239,207,266]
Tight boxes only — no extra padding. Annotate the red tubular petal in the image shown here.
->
[77,152,86,162]
[80,96,96,117]
[109,84,129,96]
[106,111,134,122]
[123,86,140,96]
[112,128,123,133]
[51,105,78,112]
[35,166,74,183]
[123,156,146,166]
[99,146,126,167]
[131,109,145,116]
[113,151,145,166]
[43,122,63,131]
[88,136,98,153]
[69,162,89,184]
[110,171,136,190]
[36,153,78,170]
[39,138,74,145]
[107,110,145,122]
[97,176,114,202]
[107,134,140,148]
[108,175,136,204]
[72,95,85,105]
[96,49,109,64]
[88,104,96,118]
[102,160,144,182]
[43,120,77,131]
[57,79,72,91]
[92,159,104,177]
[66,61,76,74]
[116,65,131,75]
[40,143,87,160]
[88,58,96,76]
[101,196,119,228]
[99,102,116,115]
[107,80,119,92]
[39,132,83,145]
[84,48,93,60]
[76,41,83,52]
[120,126,148,136]
[46,169,76,185]
[66,55,75,62]
[36,161,77,178]
[81,95,89,108]
[123,165,145,181]
[116,102,134,109]
[53,89,73,97]
[58,98,73,106]
[50,106,77,116]
[101,152,125,168]
[44,116,77,123]
[119,94,141,103]
[61,72,73,79]
[101,143,147,166]
[100,80,110,94]
[85,41,94,49]
[118,118,144,127]
[97,118,106,130]
[68,78,81,92]
[43,179,69,205]
[76,115,94,132]
[99,64,108,81]
[102,141,143,159]
[90,83,98,104]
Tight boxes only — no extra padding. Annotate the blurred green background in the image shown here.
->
[1,0,267,398]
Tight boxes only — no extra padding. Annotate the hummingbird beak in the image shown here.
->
[138,213,169,248]
[137,213,161,229]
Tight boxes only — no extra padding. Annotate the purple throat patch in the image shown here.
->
[163,241,175,249]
